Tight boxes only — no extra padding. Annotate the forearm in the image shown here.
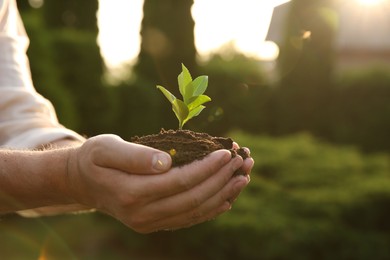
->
[16,138,94,217]
[0,147,75,214]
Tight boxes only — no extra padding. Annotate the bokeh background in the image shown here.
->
[1,0,390,259]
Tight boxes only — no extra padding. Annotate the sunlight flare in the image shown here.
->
[97,0,287,70]
[357,0,385,5]
[97,0,143,69]
[192,0,277,60]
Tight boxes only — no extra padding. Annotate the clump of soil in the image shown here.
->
[131,129,249,176]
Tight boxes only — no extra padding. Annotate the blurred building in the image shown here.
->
[266,0,390,71]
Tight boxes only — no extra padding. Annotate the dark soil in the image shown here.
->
[131,129,249,176]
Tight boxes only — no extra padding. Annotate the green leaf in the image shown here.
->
[188,95,211,110]
[183,105,205,125]
[157,85,176,103]
[183,81,196,104]
[177,64,192,98]
[192,76,208,96]
[172,99,189,129]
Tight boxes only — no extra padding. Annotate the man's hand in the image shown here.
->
[65,134,252,233]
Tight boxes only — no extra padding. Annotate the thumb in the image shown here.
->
[92,135,172,174]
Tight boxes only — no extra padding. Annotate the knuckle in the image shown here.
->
[128,214,146,229]
[127,215,155,234]
[115,194,153,233]
[85,134,121,156]
[108,190,136,210]
[177,174,192,191]
[190,195,202,208]
[218,192,227,205]
[190,209,203,222]
[116,191,138,209]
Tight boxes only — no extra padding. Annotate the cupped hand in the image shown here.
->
[65,134,252,233]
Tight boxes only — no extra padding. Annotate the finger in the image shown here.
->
[136,156,244,221]
[226,174,250,204]
[234,146,253,176]
[141,175,250,233]
[183,175,250,224]
[97,149,233,209]
[143,202,231,233]
[127,149,233,200]
[241,157,254,175]
[242,147,251,156]
[92,135,172,174]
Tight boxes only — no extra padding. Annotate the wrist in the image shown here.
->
[53,146,81,205]
[35,148,77,206]
[48,138,85,204]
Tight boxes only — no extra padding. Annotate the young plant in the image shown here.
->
[157,64,211,129]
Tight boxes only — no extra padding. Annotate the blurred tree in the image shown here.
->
[49,29,114,136]
[110,82,166,139]
[42,0,98,32]
[37,0,114,136]
[17,2,80,129]
[22,12,81,130]
[274,0,337,137]
[195,53,269,136]
[133,0,197,95]
[278,0,336,87]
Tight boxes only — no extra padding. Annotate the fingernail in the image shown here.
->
[153,153,171,172]
[243,147,251,156]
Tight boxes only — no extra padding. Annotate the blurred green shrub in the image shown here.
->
[189,53,272,136]
[22,12,80,130]
[215,132,390,259]
[108,80,171,139]
[328,67,390,152]
[49,28,115,136]
[1,132,389,259]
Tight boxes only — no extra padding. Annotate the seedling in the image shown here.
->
[157,64,211,129]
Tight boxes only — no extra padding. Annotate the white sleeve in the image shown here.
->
[0,0,85,149]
